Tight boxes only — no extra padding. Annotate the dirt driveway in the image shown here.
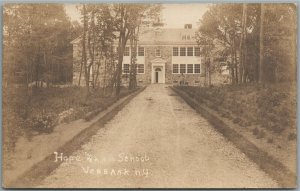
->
[38,84,278,188]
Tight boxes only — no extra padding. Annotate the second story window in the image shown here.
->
[173,47,179,56]
[180,47,186,56]
[187,47,193,56]
[124,47,130,56]
[138,47,144,56]
[195,47,200,56]
[155,49,161,57]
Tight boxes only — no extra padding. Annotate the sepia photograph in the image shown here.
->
[2,2,297,189]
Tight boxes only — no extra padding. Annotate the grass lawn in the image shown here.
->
[175,82,297,174]
[177,83,296,139]
[2,85,136,155]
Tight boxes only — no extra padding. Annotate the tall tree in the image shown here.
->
[113,4,162,96]
[197,3,296,85]
[3,4,75,90]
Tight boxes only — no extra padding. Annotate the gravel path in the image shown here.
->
[38,85,278,188]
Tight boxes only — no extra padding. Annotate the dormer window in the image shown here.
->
[155,49,161,57]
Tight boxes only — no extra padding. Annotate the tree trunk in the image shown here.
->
[116,29,128,97]
[259,3,265,83]
[116,41,125,97]
[82,5,89,98]
[116,6,130,98]
[208,65,212,87]
[78,58,83,86]
[239,3,247,84]
[129,31,137,90]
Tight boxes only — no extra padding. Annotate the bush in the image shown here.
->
[288,133,296,141]
[233,117,241,124]
[27,112,57,133]
[252,127,259,135]
[257,130,266,139]
[267,137,274,143]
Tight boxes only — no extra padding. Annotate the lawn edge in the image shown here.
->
[171,86,297,188]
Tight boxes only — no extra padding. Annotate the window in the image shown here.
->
[123,64,130,73]
[194,64,201,73]
[187,35,191,40]
[180,64,186,74]
[173,64,179,73]
[182,35,186,40]
[187,47,193,56]
[173,47,179,56]
[180,47,186,56]
[194,47,200,56]
[137,64,144,73]
[155,49,161,57]
[138,47,144,56]
[187,64,193,73]
[124,47,130,56]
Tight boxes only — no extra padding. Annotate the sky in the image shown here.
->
[64,3,209,29]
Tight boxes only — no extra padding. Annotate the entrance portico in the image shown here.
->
[151,58,166,84]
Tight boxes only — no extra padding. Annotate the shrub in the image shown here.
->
[257,130,266,139]
[267,137,274,143]
[271,124,284,134]
[233,117,241,124]
[27,112,57,134]
[252,127,259,135]
[288,133,296,141]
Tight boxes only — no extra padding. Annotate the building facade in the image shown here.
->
[71,24,228,87]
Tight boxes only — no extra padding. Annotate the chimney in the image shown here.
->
[184,24,192,29]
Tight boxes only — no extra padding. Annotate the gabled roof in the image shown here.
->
[71,28,198,46]
[138,28,198,45]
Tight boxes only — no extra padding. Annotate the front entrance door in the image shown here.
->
[155,68,162,83]
[151,58,166,84]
